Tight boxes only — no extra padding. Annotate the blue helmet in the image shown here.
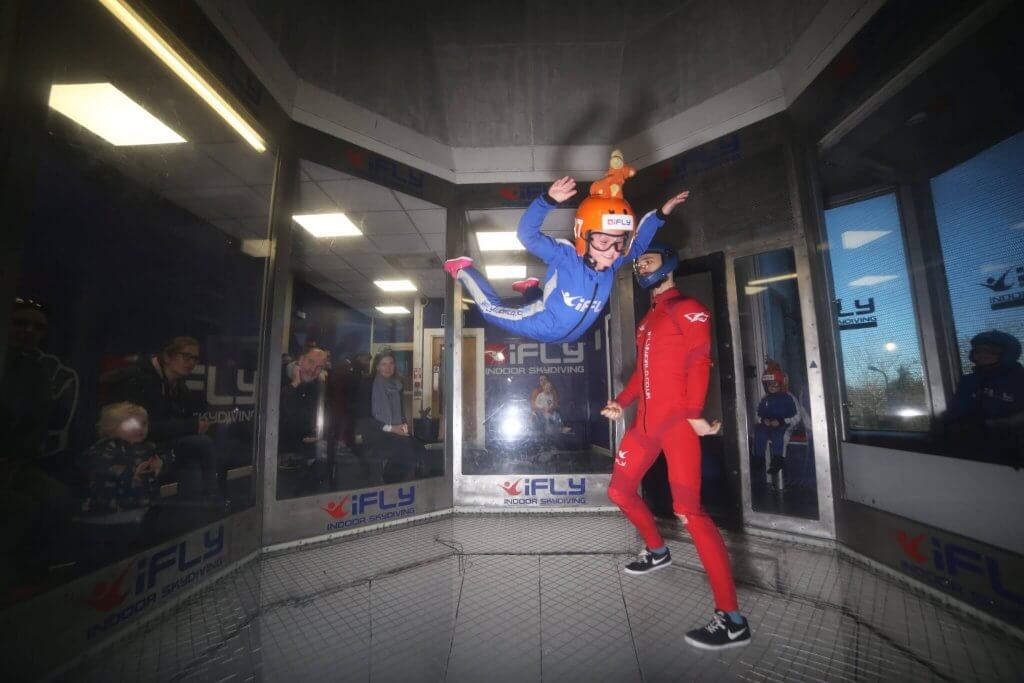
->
[633,242,679,289]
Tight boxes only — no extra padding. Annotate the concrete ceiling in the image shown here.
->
[201,0,884,182]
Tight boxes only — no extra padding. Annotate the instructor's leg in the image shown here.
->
[607,429,663,550]
[664,421,739,612]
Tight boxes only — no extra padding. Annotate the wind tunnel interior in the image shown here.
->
[1,0,1023,680]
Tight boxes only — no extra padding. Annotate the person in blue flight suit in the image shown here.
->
[753,361,802,483]
[944,329,1024,467]
[444,151,690,344]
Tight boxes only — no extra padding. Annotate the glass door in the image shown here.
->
[729,243,835,537]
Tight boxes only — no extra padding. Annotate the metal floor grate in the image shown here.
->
[63,513,1024,682]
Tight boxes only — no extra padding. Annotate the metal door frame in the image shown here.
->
[725,235,837,539]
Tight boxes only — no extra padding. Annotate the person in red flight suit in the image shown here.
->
[602,242,751,651]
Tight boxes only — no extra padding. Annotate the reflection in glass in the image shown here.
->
[276,160,446,499]
[461,203,614,475]
[823,194,930,431]
[735,249,819,520]
[1,2,273,601]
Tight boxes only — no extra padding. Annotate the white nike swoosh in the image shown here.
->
[727,627,747,640]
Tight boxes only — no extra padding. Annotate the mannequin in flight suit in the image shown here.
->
[602,243,751,651]
[444,151,689,343]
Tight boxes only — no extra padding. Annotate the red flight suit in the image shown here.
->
[608,287,738,612]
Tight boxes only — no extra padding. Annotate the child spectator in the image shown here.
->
[78,402,165,569]
[753,361,804,484]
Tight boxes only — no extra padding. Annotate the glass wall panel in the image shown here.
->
[735,249,819,519]
[932,130,1024,368]
[823,194,930,431]
[274,160,446,500]
[932,130,1024,465]
[459,206,613,476]
[1,3,273,601]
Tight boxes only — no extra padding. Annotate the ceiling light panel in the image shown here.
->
[485,265,526,280]
[374,279,417,292]
[476,231,525,251]
[48,83,185,146]
[293,213,362,238]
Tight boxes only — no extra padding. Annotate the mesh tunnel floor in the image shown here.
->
[63,513,1024,682]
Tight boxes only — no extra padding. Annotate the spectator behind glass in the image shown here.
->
[356,350,438,480]
[78,402,164,568]
[1,298,54,463]
[943,330,1024,466]
[279,346,330,495]
[106,337,224,504]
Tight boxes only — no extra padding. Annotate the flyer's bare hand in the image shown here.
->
[661,190,691,215]
[549,176,578,203]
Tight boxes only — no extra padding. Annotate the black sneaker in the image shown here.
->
[623,548,672,575]
[684,610,751,650]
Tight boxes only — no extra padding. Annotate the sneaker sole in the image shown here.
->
[622,558,673,575]
[683,635,751,651]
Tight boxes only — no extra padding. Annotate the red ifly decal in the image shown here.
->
[499,479,523,495]
[323,496,350,519]
[499,187,519,201]
[893,531,927,563]
[83,564,131,611]
[484,344,509,365]
[345,149,367,169]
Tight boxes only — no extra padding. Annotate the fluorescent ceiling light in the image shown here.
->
[241,239,271,257]
[841,230,890,249]
[485,265,526,280]
[476,231,525,251]
[48,83,185,146]
[850,275,897,287]
[376,305,410,315]
[293,213,362,238]
[895,407,926,418]
[747,273,797,286]
[374,279,417,292]
[744,285,767,296]
[97,0,266,152]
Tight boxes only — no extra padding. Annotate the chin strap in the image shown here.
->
[583,253,598,270]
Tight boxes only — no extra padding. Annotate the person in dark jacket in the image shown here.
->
[278,347,330,495]
[943,330,1024,466]
[106,336,222,501]
[355,350,436,480]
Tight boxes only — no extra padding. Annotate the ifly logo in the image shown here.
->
[323,496,350,519]
[83,526,226,639]
[344,148,425,192]
[499,183,550,203]
[683,312,710,323]
[561,291,603,313]
[601,215,634,230]
[350,487,416,515]
[892,529,1023,605]
[82,564,132,612]
[499,478,586,497]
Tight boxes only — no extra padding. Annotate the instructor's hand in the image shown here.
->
[661,190,690,215]
[688,418,721,436]
[601,400,623,420]
[548,176,577,203]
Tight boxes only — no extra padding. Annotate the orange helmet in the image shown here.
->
[573,195,636,256]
